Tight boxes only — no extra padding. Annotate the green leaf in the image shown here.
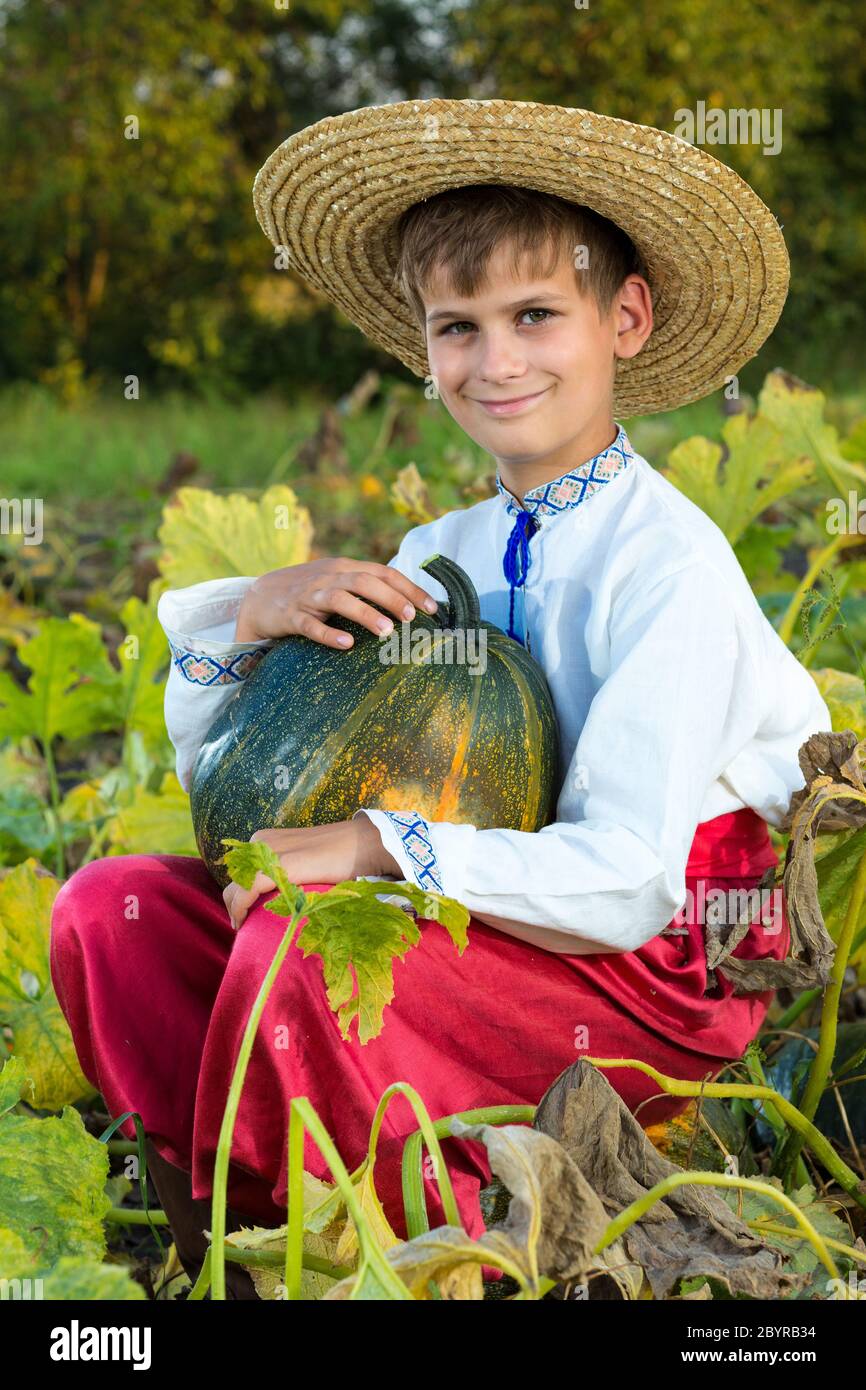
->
[221,837,289,892]
[157,483,313,588]
[758,369,866,491]
[810,667,866,741]
[720,1176,851,1277]
[221,842,470,1042]
[309,877,470,950]
[0,783,55,863]
[0,1105,110,1265]
[0,614,121,746]
[0,1227,145,1299]
[299,892,422,1044]
[104,771,198,857]
[662,412,813,546]
[733,523,798,596]
[812,824,866,953]
[0,1225,37,1280]
[0,1055,35,1115]
[36,1256,147,1300]
[840,415,866,465]
[0,860,96,1109]
[294,880,469,1044]
[115,595,172,756]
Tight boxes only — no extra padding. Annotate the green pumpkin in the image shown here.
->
[190,554,561,888]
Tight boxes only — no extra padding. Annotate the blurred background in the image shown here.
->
[2,0,863,504]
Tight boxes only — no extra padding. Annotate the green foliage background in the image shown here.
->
[0,0,862,399]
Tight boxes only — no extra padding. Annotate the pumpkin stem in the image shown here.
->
[419,554,481,630]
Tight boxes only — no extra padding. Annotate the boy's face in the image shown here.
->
[420,238,652,486]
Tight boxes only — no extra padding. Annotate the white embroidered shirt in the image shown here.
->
[156,423,831,956]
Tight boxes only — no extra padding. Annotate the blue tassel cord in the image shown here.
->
[502,509,539,646]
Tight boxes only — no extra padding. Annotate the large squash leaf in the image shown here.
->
[0,859,95,1108]
[157,483,313,588]
[59,742,195,860]
[31,1256,147,1300]
[0,1077,144,1299]
[0,1222,141,1298]
[0,614,121,745]
[810,823,866,971]
[0,1104,110,1265]
[840,415,866,464]
[662,412,813,546]
[733,522,798,597]
[758,369,866,491]
[0,744,54,863]
[720,1178,853,1296]
[0,1225,38,1280]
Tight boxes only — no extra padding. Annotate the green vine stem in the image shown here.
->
[402,1105,536,1239]
[365,1082,464,1232]
[206,849,489,1298]
[772,922,866,1031]
[209,902,305,1300]
[98,1109,165,1261]
[585,1057,866,1210]
[104,1207,169,1225]
[773,827,866,1184]
[744,1048,811,1189]
[185,1244,356,1302]
[284,1094,542,1299]
[285,1097,413,1301]
[595,1171,842,1290]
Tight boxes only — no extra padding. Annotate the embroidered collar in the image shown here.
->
[495,423,635,520]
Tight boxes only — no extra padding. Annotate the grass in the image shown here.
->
[4,374,864,507]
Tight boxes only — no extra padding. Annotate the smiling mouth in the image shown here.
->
[471,387,550,415]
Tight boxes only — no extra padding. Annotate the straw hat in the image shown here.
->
[252,97,789,417]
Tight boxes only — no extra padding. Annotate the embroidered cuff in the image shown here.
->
[353,808,444,894]
[167,639,270,687]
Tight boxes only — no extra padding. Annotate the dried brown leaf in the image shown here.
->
[533,1060,802,1300]
[713,730,866,992]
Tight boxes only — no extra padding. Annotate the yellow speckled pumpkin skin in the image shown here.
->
[190,555,561,888]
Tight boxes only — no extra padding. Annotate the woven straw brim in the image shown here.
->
[252,98,789,417]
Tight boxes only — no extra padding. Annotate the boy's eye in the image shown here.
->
[438,307,555,336]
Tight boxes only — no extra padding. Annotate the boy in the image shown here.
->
[51,99,831,1280]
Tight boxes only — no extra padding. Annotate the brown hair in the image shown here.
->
[394,184,649,331]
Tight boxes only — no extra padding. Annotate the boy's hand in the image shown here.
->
[234,557,439,650]
[223,816,403,931]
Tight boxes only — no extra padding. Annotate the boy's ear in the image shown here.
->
[614,276,653,362]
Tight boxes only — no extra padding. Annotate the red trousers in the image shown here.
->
[49,808,788,1244]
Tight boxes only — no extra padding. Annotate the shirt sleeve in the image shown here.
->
[157,533,443,795]
[157,577,275,792]
[354,560,768,955]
